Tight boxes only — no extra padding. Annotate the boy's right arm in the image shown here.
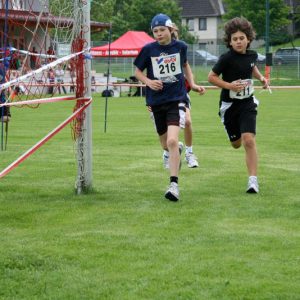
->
[208,70,246,93]
[134,68,163,91]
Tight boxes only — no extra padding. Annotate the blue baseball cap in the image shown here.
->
[151,14,173,30]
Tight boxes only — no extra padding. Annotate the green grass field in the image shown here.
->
[0,89,299,299]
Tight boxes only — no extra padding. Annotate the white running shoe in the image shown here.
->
[246,176,259,193]
[163,154,169,169]
[185,152,199,168]
[165,182,179,201]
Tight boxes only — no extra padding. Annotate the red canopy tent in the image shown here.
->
[91,31,155,58]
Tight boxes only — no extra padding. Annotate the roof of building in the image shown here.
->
[179,0,225,18]
[284,0,300,10]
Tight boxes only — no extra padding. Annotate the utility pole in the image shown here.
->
[265,0,272,81]
[265,0,270,54]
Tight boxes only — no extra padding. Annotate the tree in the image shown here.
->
[223,0,291,44]
[289,3,300,38]
[90,0,116,43]
[91,0,196,44]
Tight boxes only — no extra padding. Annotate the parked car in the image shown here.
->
[187,50,218,65]
[274,47,300,65]
[195,50,218,64]
[256,51,291,65]
[256,52,266,63]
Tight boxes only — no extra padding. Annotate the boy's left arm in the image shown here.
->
[252,65,269,89]
[183,62,205,95]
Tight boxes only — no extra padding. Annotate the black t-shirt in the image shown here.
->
[212,49,258,102]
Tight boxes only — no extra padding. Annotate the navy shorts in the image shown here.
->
[219,97,259,142]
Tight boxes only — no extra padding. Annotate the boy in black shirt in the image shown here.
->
[208,17,268,193]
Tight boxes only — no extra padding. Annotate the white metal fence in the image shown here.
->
[91,43,300,84]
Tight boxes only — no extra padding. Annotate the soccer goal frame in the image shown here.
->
[0,0,110,193]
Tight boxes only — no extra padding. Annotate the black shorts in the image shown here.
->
[219,97,259,142]
[1,106,11,118]
[151,101,186,136]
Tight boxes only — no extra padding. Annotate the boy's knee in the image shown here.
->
[167,138,178,149]
[243,138,255,149]
[242,134,256,149]
[231,139,241,149]
[185,119,192,128]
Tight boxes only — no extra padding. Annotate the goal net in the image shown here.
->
[0,0,106,193]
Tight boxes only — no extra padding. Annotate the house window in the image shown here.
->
[198,43,207,50]
[199,18,207,31]
[187,18,194,31]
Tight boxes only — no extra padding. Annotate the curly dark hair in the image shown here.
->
[223,17,256,49]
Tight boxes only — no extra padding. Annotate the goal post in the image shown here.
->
[0,0,109,191]
[75,0,92,194]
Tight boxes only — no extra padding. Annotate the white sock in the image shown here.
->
[163,150,169,157]
[185,146,193,154]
